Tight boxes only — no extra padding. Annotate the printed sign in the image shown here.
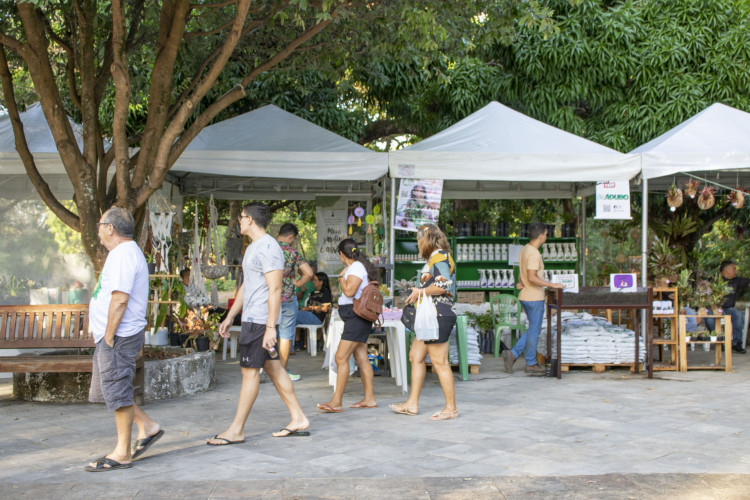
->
[395,178,443,232]
[316,197,348,274]
[552,274,579,293]
[595,180,631,220]
[610,273,638,293]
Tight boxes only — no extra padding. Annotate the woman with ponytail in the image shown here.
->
[317,238,379,412]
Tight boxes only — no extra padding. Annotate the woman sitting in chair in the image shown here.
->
[390,223,458,420]
[296,272,332,326]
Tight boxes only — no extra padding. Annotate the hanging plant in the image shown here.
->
[666,184,683,211]
[684,179,700,198]
[697,186,715,210]
[727,187,747,209]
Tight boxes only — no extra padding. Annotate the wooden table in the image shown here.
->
[546,287,654,379]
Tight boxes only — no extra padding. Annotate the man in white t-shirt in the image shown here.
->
[86,207,163,472]
[207,202,309,444]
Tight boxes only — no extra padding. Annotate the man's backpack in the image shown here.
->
[353,281,383,325]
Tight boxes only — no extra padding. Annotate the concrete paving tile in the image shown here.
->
[207,479,279,499]
[304,452,372,472]
[132,480,216,498]
[339,462,423,479]
[0,482,77,499]
[427,443,504,462]
[58,481,143,500]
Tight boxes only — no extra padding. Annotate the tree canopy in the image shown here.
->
[0,0,557,269]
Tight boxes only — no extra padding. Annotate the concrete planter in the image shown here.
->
[144,347,215,401]
[13,347,215,403]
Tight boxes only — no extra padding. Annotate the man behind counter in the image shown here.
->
[705,260,750,354]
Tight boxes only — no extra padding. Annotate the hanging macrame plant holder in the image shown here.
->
[184,205,210,308]
[225,225,243,281]
[201,195,228,306]
[148,195,174,273]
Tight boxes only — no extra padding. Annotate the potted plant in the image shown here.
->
[172,307,221,352]
[648,236,682,287]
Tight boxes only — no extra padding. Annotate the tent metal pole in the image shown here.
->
[382,177,389,288]
[641,174,649,352]
[581,192,586,285]
[641,177,648,287]
[389,177,396,296]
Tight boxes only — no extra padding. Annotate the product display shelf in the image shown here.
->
[393,234,580,304]
[652,287,679,371]
[678,314,732,371]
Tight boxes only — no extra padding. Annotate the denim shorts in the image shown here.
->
[279,297,298,342]
[89,332,143,411]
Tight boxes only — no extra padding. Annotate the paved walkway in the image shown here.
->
[2,347,750,498]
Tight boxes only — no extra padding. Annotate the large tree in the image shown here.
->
[0,0,558,270]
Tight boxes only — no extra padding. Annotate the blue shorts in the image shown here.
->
[279,297,298,343]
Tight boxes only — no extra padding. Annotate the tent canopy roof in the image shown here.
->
[388,101,640,194]
[171,105,387,196]
[633,103,750,189]
[0,102,84,175]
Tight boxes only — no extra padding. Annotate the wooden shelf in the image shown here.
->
[652,287,679,371]
[679,314,732,372]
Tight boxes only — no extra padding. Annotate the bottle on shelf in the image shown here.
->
[479,269,488,288]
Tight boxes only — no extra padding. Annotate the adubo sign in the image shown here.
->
[595,181,631,220]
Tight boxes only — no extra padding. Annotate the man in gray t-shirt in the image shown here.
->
[241,232,284,325]
[208,203,309,444]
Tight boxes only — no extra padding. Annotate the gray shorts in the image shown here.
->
[89,332,144,411]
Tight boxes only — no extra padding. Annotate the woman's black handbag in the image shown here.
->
[400,303,416,331]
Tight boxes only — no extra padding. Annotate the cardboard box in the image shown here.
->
[457,291,485,305]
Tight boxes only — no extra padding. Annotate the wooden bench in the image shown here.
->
[0,304,144,404]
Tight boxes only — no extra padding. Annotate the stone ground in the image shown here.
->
[1,344,750,498]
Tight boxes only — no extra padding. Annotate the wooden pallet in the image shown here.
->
[426,363,479,375]
[561,362,636,373]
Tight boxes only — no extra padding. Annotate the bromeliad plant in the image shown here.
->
[172,307,221,350]
[648,236,682,285]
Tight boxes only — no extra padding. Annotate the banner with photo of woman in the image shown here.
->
[395,179,443,232]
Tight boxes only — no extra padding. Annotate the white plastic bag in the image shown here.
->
[414,288,439,341]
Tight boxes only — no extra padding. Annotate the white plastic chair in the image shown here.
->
[297,311,331,357]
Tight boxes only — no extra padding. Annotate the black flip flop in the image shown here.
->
[85,457,132,472]
[274,428,311,437]
[207,434,245,446]
[132,429,164,459]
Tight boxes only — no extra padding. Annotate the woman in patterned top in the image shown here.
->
[390,224,458,420]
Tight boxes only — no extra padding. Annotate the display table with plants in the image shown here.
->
[678,314,732,372]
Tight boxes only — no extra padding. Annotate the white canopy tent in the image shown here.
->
[388,101,640,199]
[0,103,83,200]
[632,103,750,285]
[387,101,641,285]
[170,104,388,201]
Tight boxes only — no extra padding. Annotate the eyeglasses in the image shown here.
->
[238,214,251,222]
[97,222,111,226]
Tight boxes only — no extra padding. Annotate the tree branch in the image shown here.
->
[184,18,234,37]
[358,119,418,145]
[167,19,262,122]
[111,0,134,207]
[131,0,192,187]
